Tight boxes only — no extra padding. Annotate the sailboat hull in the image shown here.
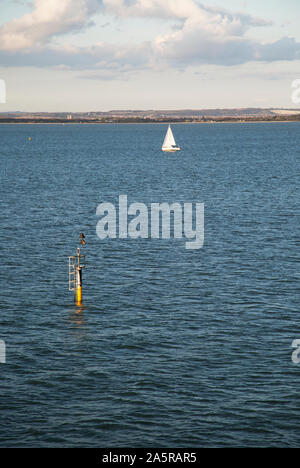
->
[162,148,181,152]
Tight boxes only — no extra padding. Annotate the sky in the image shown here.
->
[0,0,300,111]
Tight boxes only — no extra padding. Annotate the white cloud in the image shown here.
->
[0,0,99,50]
[0,41,151,77]
[102,0,271,32]
[0,0,299,76]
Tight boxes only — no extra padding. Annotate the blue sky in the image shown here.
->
[0,0,299,111]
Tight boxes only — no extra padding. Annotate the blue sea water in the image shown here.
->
[0,122,300,448]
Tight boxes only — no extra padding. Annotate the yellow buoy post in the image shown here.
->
[69,239,86,306]
[76,263,83,305]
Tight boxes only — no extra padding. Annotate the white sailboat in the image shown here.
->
[162,125,181,152]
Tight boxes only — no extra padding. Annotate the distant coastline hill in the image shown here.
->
[0,108,300,123]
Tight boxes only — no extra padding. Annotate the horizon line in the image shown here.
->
[1,107,300,114]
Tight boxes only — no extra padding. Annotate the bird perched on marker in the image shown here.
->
[80,233,86,245]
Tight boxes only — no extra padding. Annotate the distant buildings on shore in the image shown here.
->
[0,108,300,124]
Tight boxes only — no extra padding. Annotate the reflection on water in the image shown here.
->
[69,306,88,339]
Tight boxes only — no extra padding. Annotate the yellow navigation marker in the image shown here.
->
[69,238,86,306]
[76,267,83,305]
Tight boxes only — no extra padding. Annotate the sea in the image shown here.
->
[0,122,300,448]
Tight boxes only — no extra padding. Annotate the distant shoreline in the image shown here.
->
[1,107,300,125]
[1,107,299,125]
[0,119,299,125]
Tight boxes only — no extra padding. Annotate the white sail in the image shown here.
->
[162,125,180,152]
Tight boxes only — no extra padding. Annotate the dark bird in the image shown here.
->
[80,233,86,245]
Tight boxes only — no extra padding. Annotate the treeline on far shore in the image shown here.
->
[0,115,300,124]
